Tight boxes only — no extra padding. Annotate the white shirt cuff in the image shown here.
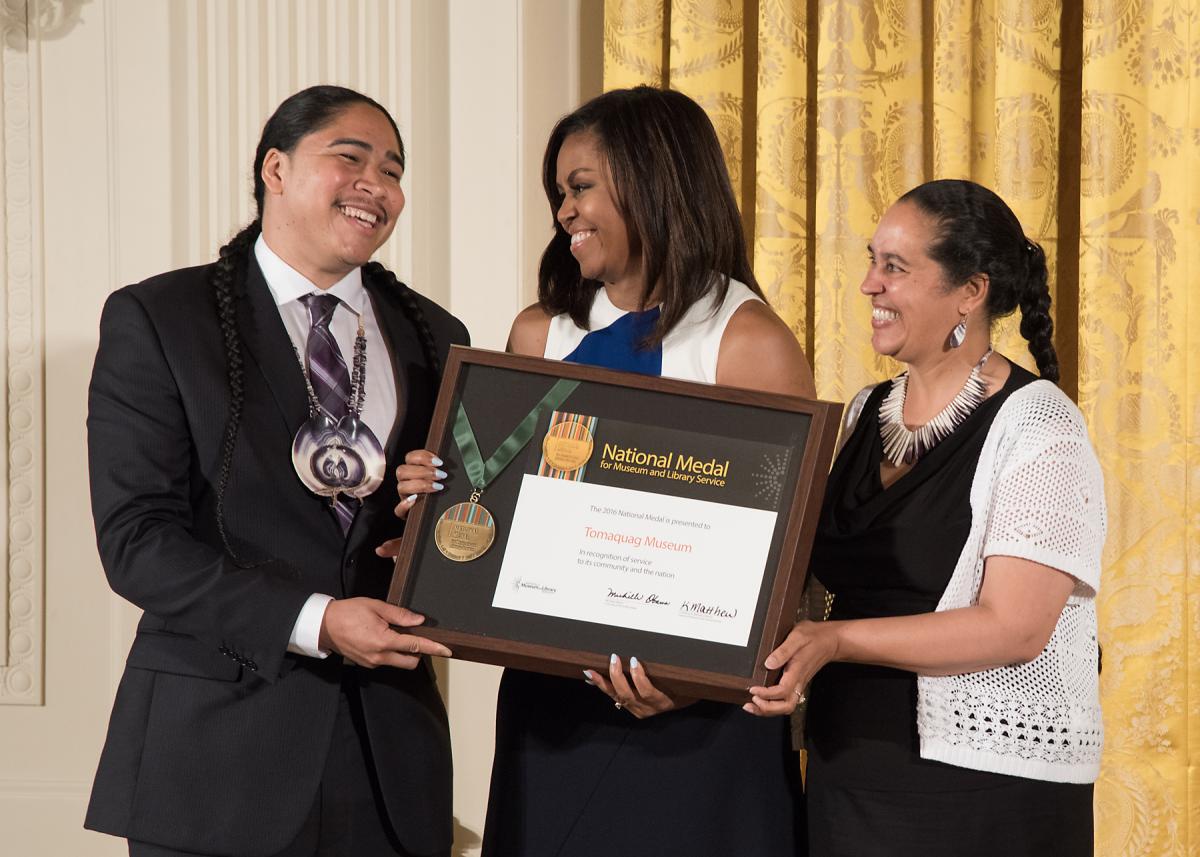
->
[287,593,335,658]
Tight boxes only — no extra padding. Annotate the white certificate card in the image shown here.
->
[493,477,777,646]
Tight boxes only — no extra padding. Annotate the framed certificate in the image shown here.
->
[387,346,842,703]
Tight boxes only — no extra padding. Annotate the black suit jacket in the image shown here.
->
[85,258,467,857]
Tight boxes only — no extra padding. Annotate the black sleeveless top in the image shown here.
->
[806,364,1036,790]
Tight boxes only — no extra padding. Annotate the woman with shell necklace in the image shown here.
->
[744,180,1105,856]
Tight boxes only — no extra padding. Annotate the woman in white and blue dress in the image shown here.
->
[480,86,816,857]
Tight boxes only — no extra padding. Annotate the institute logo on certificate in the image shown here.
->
[492,410,793,647]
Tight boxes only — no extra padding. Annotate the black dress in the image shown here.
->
[483,673,804,856]
[481,302,804,856]
[804,365,1093,857]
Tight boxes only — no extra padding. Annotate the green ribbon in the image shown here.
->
[453,378,581,490]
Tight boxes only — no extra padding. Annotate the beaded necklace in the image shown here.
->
[290,313,386,501]
[878,348,993,467]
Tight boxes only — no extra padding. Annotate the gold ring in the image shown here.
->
[614,701,623,710]
[793,689,806,704]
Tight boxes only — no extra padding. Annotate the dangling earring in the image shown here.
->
[949,315,967,349]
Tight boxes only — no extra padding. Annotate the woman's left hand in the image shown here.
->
[376,449,448,558]
[392,449,447,517]
[744,620,841,717]
[584,654,695,719]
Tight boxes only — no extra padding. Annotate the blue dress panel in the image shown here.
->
[482,282,804,857]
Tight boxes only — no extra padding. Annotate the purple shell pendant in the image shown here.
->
[292,412,385,500]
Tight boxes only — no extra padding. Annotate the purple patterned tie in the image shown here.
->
[300,293,357,534]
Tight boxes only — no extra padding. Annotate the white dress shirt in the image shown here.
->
[254,236,400,658]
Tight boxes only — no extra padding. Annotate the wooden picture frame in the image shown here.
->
[388,346,842,703]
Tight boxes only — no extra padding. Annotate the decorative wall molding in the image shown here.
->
[31,0,89,40]
[0,1,89,41]
[1,0,45,706]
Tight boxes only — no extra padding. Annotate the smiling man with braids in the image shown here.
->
[85,86,467,857]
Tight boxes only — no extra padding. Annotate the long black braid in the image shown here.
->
[900,179,1061,382]
[1015,241,1059,382]
[212,220,262,563]
[211,85,428,561]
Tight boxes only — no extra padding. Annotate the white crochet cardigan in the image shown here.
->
[908,379,1106,783]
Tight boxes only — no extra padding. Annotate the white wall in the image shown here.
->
[0,1,599,854]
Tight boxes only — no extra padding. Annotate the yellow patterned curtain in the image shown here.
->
[604,2,1198,854]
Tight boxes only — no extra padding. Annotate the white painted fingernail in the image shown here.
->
[431,456,444,467]
[403,494,418,504]
[434,469,448,480]
[629,656,640,670]
[582,669,594,684]
[433,482,444,491]
[609,653,618,665]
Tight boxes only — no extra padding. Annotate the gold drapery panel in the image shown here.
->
[604,2,1198,854]
[1078,3,1198,855]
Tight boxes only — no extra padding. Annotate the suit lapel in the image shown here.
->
[237,259,310,438]
[236,258,351,543]
[338,274,419,559]
[364,276,423,467]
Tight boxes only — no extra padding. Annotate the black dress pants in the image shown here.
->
[129,671,422,857]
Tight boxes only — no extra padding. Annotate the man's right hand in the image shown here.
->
[318,598,452,669]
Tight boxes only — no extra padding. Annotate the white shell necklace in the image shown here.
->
[878,348,993,466]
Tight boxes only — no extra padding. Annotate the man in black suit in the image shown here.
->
[86,87,465,857]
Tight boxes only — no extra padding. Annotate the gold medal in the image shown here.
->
[437,379,581,562]
[542,418,594,473]
[434,497,496,562]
